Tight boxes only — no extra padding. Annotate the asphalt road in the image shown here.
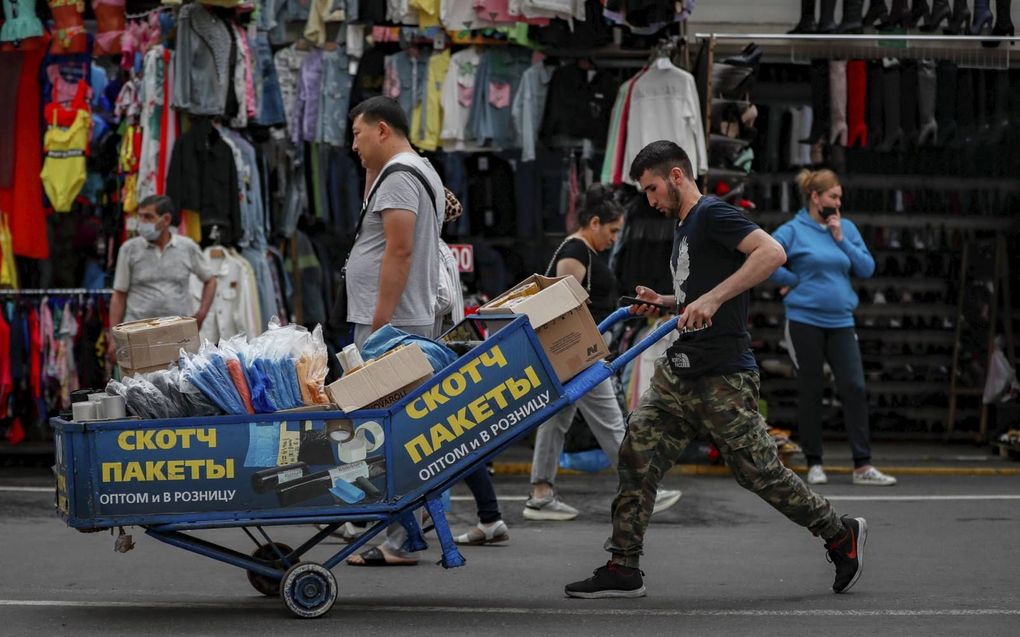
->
[1,469,1019,636]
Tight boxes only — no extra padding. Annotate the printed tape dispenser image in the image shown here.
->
[275,422,387,506]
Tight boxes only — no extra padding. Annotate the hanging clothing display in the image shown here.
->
[0,0,44,43]
[620,59,707,182]
[40,81,92,213]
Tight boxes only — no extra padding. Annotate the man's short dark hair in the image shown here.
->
[138,194,178,225]
[349,96,410,138]
[628,140,694,182]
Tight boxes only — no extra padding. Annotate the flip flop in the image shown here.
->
[346,547,418,567]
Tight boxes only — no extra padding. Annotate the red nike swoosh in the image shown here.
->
[847,532,857,560]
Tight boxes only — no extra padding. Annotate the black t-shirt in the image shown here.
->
[666,196,759,377]
[550,238,618,323]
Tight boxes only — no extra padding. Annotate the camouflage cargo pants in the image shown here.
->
[606,360,844,567]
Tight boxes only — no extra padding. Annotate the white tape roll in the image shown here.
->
[355,421,385,452]
[338,437,366,464]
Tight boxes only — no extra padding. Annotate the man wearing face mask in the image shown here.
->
[110,195,217,330]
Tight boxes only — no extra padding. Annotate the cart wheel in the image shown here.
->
[280,562,337,619]
[247,542,295,597]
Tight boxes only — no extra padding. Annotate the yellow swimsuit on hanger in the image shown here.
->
[40,108,90,212]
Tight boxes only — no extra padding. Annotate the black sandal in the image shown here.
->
[346,547,418,567]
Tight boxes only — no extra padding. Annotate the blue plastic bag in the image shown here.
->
[558,449,612,473]
[361,325,458,373]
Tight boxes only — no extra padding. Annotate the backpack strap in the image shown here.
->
[342,162,440,274]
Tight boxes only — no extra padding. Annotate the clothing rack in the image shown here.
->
[1,288,114,295]
[695,32,1018,69]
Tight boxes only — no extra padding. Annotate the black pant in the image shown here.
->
[786,320,871,468]
[464,466,501,524]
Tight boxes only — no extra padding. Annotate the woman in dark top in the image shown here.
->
[525,185,682,520]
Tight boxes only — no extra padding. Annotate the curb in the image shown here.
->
[491,462,1020,477]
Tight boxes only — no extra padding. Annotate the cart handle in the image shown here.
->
[563,310,678,402]
[599,309,681,377]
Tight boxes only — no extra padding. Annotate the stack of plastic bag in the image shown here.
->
[241,319,330,413]
[106,368,221,419]
[181,341,254,416]
[176,319,330,415]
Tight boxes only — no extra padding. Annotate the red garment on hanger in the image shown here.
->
[612,68,647,185]
[44,79,91,128]
[28,307,42,399]
[0,36,50,259]
[0,312,11,418]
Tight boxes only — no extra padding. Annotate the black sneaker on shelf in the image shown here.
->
[565,561,647,599]
[825,516,868,593]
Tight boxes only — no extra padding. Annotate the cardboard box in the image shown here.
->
[113,316,200,373]
[479,274,609,382]
[326,344,434,413]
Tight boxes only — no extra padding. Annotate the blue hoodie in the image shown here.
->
[769,209,875,328]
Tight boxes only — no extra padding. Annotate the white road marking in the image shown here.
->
[0,599,1018,617]
[825,495,1020,502]
[4,488,1019,503]
[453,494,1020,503]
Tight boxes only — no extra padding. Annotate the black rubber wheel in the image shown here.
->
[280,562,337,619]
[246,542,295,597]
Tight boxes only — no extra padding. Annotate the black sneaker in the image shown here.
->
[826,516,868,593]
[564,561,646,599]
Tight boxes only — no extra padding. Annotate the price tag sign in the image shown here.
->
[448,244,474,273]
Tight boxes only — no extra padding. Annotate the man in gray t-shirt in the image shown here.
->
[346,96,445,348]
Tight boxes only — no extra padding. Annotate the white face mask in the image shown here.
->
[138,221,162,242]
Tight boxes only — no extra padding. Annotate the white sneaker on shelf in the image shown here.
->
[853,467,897,486]
[652,489,683,515]
[807,465,828,485]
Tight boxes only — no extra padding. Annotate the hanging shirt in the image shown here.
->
[511,60,553,162]
[439,47,482,151]
[411,49,450,152]
[622,63,707,183]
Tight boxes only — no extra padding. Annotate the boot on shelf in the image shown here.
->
[970,0,994,33]
[905,0,931,28]
[984,0,1015,46]
[818,0,840,31]
[916,59,938,145]
[920,0,952,30]
[899,60,919,143]
[944,0,971,33]
[878,0,910,29]
[830,60,848,145]
[837,0,866,32]
[846,60,869,148]
[790,0,818,32]
[878,59,905,152]
[867,60,885,147]
[799,60,831,145]
[954,68,977,147]
[863,0,891,27]
[934,62,958,146]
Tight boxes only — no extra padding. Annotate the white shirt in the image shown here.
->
[622,64,708,183]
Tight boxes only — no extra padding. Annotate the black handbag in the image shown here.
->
[328,163,438,341]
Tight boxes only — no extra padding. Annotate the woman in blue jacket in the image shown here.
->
[770,169,896,487]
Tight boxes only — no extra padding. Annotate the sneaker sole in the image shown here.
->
[837,517,868,594]
[565,586,647,599]
[651,491,682,515]
[523,507,579,521]
[852,479,897,486]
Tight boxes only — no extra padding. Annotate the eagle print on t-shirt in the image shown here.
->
[671,236,690,304]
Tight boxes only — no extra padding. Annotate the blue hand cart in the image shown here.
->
[52,309,677,618]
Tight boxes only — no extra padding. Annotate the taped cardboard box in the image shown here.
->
[326,344,434,413]
[479,274,609,382]
[113,316,200,373]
